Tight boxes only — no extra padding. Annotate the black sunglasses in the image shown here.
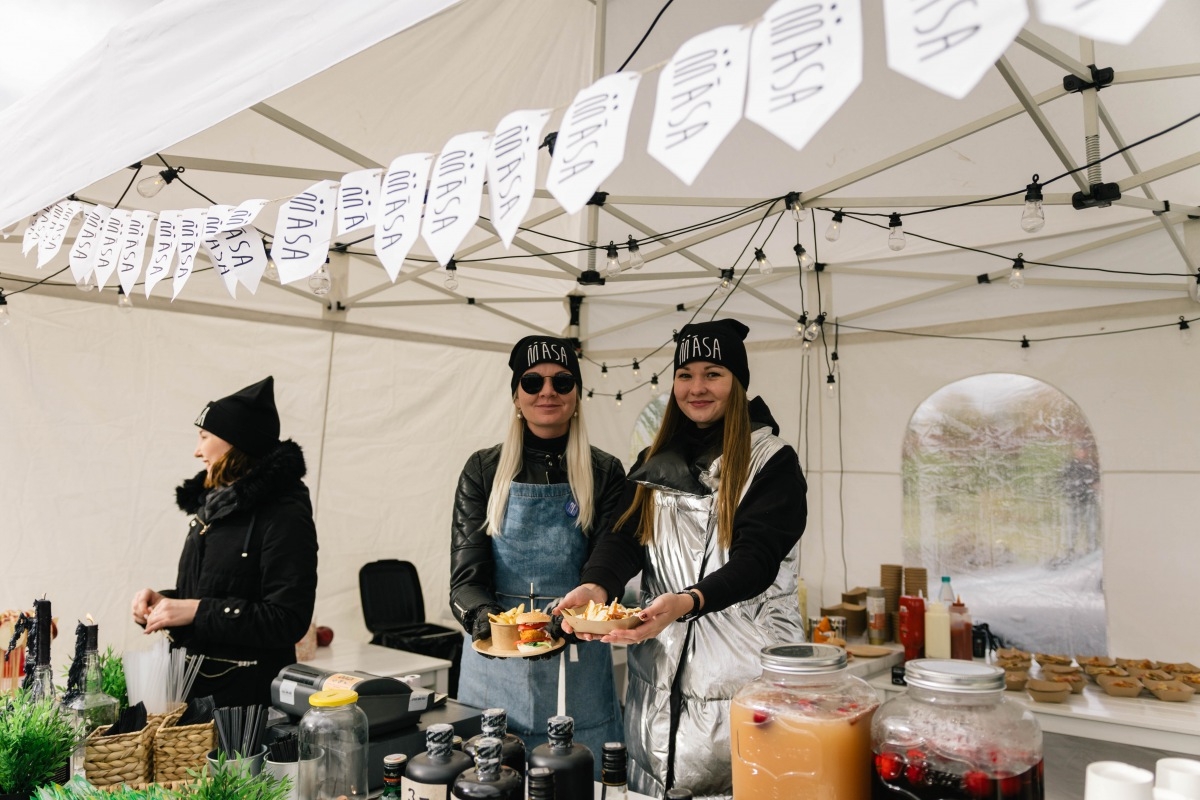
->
[519,373,577,395]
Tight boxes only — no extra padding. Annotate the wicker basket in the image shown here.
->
[84,706,180,788]
[153,705,214,784]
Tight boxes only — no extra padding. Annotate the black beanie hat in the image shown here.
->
[194,376,280,458]
[674,318,751,389]
[508,336,582,394]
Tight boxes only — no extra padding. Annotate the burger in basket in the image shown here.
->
[515,610,553,654]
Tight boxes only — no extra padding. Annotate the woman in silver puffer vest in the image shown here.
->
[558,318,808,799]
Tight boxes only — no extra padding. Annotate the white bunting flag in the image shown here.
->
[117,210,156,297]
[223,228,269,294]
[203,213,239,298]
[884,0,1026,99]
[37,200,84,268]
[217,199,269,233]
[144,211,181,297]
[422,131,491,267]
[746,0,863,151]
[172,209,206,300]
[205,204,235,232]
[68,205,113,284]
[1034,0,1166,45]
[93,210,130,290]
[375,153,433,281]
[649,25,752,184]
[22,208,50,257]
[488,109,551,248]
[547,72,642,215]
[271,180,338,284]
[337,169,382,236]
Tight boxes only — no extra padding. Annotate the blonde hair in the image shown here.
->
[615,380,752,551]
[485,401,595,536]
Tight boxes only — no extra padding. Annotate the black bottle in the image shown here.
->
[381,753,407,798]
[403,723,473,800]
[464,708,526,791]
[600,742,627,800]
[527,766,556,800]
[528,716,593,800]
[452,737,522,799]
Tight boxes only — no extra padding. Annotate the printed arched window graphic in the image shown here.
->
[631,393,671,463]
[902,373,1105,655]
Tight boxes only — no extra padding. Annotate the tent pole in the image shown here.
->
[995,56,1088,192]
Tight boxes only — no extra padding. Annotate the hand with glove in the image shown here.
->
[470,604,504,659]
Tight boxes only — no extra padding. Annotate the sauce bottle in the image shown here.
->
[464,708,525,792]
[924,600,951,659]
[950,596,973,661]
[528,716,593,800]
[452,737,522,799]
[404,723,473,800]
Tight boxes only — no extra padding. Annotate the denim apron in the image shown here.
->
[457,482,622,778]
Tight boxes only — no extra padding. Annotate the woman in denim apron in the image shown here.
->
[450,336,627,773]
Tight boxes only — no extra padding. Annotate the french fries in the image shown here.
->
[487,604,525,625]
[563,599,641,622]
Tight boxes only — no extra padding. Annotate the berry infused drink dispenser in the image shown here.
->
[871,660,1044,800]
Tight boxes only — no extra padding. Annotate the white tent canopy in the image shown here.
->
[1,0,1198,675]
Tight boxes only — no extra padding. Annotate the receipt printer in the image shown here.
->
[271,664,437,736]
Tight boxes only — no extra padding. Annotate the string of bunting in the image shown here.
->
[6,0,1174,304]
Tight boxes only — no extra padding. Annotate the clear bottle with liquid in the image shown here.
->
[404,723,473,799]
[464,708,525,790]
[452,737,522,799]
[64,622,119,776]
[950,597,973,661]
[528,716,593,800]
[938,575,956,604]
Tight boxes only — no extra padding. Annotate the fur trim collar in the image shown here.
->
[176,439,307,515]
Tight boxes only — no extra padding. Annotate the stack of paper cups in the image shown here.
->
[1157,758,1200,799]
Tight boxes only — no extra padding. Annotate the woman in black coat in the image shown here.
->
[131,376,318,707]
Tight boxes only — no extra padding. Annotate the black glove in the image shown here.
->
[471,604,504,643]
[548,615,578,646]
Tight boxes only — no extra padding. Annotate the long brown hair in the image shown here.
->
[615,379,753,550]
[205,446,257,489]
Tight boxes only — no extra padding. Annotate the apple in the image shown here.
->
[316,625,334,647]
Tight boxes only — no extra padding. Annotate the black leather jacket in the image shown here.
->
[450,431,626,634]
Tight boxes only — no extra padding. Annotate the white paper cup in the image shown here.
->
[264,752,321,800]
[1157,759,1200,799]
[1085,761,1155,800]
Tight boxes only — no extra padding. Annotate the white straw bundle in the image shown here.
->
[124,634,171,713]
[167,647,204,706]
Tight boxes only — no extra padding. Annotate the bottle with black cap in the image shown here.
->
[528,715,593,800]
[452,736,522,799]
[403,723,473,799]
[381,753,407,798]
[527,767,555,800]
[600,741,627,800]
[464,708,526,791]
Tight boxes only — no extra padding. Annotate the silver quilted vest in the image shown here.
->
[625,427,805,800]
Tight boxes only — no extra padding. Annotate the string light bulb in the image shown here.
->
[117,286,133,313]
[631,358,640,377]
[717,267,735,295]
[1180,316,1192,345]
[754,248,773,275]
[586,389,594,401]
[803,312,825,342]
[136,166,182,198]
[825,373,837,397]
[793,243,814,271]
[650,373,659,387]
[1009,254,1025,289]
[264,248,279,282]
[601,363,608,379]
[605,241,621,276]
[1020,336,1031,361]
[825,210,843,242]
[887,213,905,251]
[309,264,332,295]
[626,236,644,270]
[443,259,459,291]
[1021,175,1045,233]
[785,192,806,222]
[615,391,623,407]
[76,273,96,292]
[0,289,10,327]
